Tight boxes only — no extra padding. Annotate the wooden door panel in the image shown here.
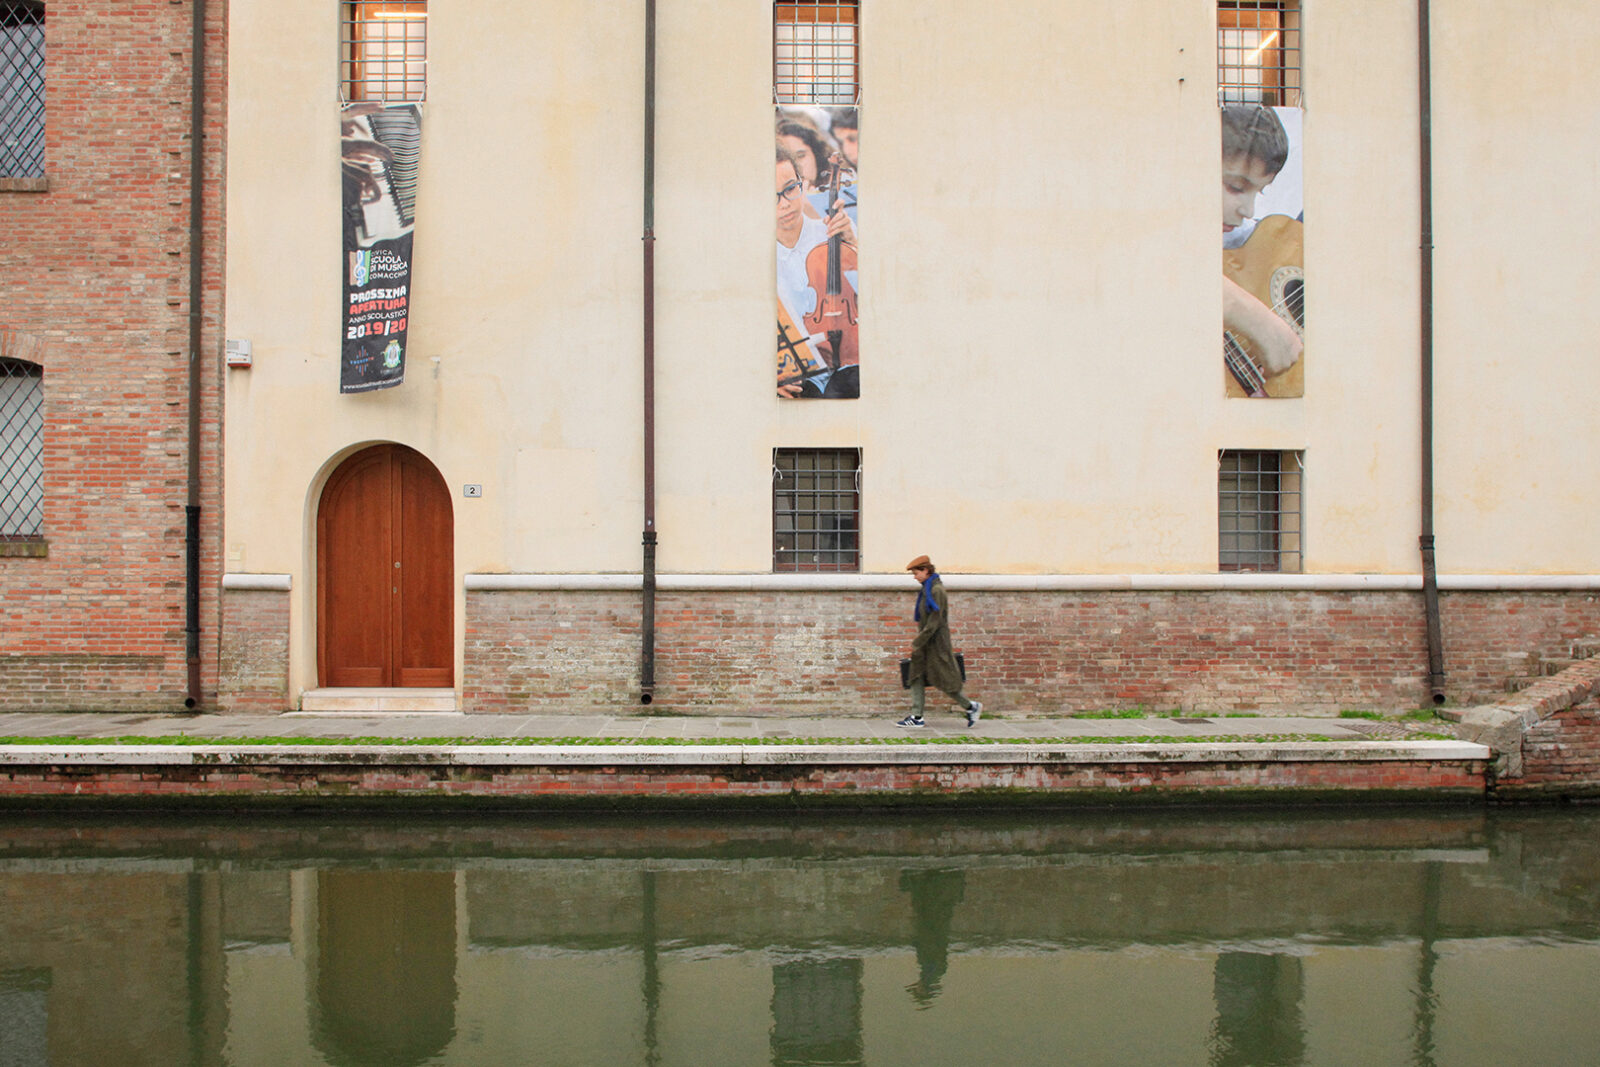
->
[319,448,396,687]
[396,449,453,686]
[318,444,453,688]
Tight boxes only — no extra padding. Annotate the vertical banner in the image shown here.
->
[340,103,421,393]
[1221,104,1304,398]
[776,106,859,399]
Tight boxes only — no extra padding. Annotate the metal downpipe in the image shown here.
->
[183,0,207,709]
[1418,0,1446,704]
[640,0,658,704]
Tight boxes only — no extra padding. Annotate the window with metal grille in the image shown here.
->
[0,1,45,179]
[1218,1,1301,107]
[774,448,860,572]
[0,359,43,541]
[775,1,859,106]
[341,2,427,103]
[1219,449,1302,572]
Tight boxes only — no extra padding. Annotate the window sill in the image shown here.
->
[0,540,48,558]
[0,177,51,193]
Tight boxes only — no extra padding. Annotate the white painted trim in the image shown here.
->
[222,573,292,591]
[463,572,1600,593]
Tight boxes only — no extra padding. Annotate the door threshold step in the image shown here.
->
[296,688,460,715]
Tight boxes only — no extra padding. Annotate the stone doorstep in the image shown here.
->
[296,688,459,715]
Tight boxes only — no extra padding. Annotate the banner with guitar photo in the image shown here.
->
[776,105,860,399]
[340,103,421,394]
[1222,104,1304,398]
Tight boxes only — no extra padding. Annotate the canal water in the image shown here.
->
[1,807,1598,1066]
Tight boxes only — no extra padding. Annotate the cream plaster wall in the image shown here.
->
[224,1,1599,654]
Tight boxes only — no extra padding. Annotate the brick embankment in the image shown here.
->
[1447,653,1600,798]
[0,741,1490,810]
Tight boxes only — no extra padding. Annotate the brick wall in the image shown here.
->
[0,755,1488,807]
[462,588,1599,715]
[218,588,289,713]
[1496,699,1600,799]
[0,1,227,711]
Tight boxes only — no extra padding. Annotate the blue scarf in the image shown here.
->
[914,574,940,621]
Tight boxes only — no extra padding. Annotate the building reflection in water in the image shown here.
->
[770,958,863,1066]
[0,810,1596,1064]
[311,870,457,1067]
[1208,952,1306,1066]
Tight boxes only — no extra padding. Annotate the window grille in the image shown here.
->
[0,1,45,179]
[0,359,43,540]
[341,2,427,103]
[1219,449,1302,572]
[775,1,859,106]
[774,448,860,572]
[1218,1,1301,108]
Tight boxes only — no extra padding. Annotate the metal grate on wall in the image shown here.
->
[775,1,859,106]
[1219,449,1302,573]
[0,1,45,179]
[341,1,427,103]
[1218,1,1301,108]
[0,359,43,540]
[774,448,860,572]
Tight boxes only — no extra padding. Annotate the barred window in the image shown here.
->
[1219,449,1302,572]
[0,0,45,179]
[0,358,43,541]
[775,2,859,106]
[1218,1,1301,107]
[341,2,427,103]
[774,448,860,572]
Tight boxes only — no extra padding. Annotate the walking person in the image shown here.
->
[898,555,983,728]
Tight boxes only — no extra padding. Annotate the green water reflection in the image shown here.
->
[1,808,1598,1066]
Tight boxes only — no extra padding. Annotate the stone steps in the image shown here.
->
[297,688,460,715]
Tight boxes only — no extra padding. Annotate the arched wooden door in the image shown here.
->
[317,444,453,687]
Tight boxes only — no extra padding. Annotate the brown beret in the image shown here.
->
[906,555,933,571]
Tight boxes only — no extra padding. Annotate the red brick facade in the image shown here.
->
[0,1,226,711]
[460,587,1599,715]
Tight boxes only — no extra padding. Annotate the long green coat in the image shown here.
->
[908,576,965,697]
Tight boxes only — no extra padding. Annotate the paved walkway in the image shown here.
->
[0,709,1417,743]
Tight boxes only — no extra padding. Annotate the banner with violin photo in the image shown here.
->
[340,103,422,394]
[1221,104,1304,398]
[776,105,860,399]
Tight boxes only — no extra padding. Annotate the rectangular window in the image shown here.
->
[775,1,859,106]
[1218,1,1301,107]
[1219,449,1302,572]
[0,1,45,179]
[0,358,43,541]
[774,448,860,572]
[341,1,427,103]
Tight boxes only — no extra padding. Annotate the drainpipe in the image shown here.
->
[1417,0,1446,705]
[639,0,657,704]
[183,0,208,709]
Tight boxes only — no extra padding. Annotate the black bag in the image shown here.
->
[899,654,966,689]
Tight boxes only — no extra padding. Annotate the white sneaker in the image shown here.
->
[965,701,983,727]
